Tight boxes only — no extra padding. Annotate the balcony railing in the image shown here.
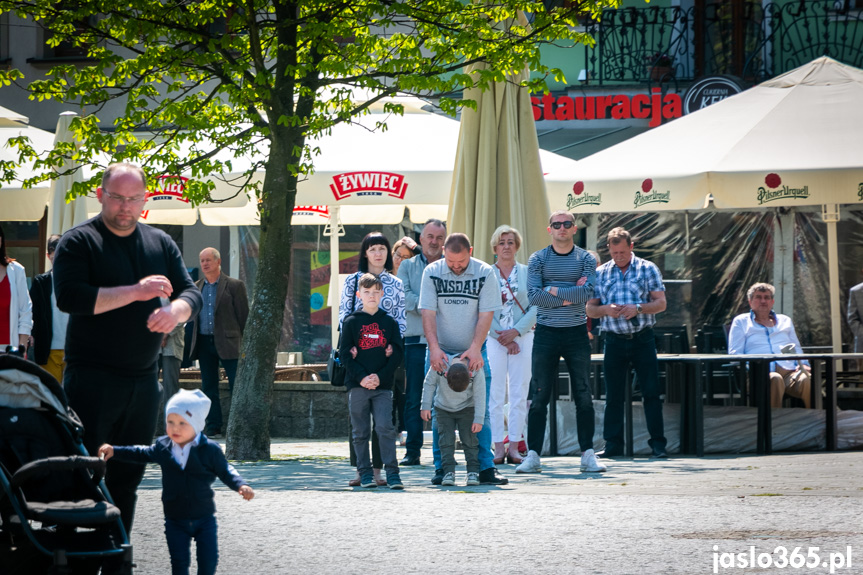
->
[584,1,863,86]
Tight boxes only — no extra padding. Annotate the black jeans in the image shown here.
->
[527,325,595,454]
[603,328,667,452]
[402,340,427,458]
[197,334,238,432]
[64,362,160,534]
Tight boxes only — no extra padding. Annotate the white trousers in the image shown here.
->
[487,331,534,443]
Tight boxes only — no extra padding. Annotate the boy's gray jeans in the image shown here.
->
[348,387,399,477]
[437,406,479,475]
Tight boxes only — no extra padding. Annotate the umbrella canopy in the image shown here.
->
[0,114,56,221]
[548,56,863,214]
[448,59,554,263]
[46,112,90,235]
[447,12,554,263]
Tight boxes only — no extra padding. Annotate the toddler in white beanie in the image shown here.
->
[166,388,211,437]
[98,388,254,573]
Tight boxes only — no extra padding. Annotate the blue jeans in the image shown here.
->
[527,325,595,453]
[603,328,667,452]
[431,344,494,471]
[198,334,238,432]
[164,515,218,575]
[402,340,427,458]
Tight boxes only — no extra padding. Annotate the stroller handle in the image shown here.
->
[10,455,107,490]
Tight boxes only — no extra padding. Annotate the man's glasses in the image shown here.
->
[103,190,148,206]
[550,221,574,229]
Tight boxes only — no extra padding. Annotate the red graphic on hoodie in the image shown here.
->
[358,323,387,350]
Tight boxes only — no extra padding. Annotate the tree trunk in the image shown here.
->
[225,147,297,461]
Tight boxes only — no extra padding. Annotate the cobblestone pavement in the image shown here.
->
[127,440,863,574]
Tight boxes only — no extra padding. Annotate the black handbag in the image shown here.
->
[328,274,358,387]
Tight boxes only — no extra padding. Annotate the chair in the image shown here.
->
[696,325,745,405]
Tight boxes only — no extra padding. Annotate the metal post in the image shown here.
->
[324,205,345,349]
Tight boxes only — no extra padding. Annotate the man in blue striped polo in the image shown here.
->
[587,227,668,459]
[517,211,606,474]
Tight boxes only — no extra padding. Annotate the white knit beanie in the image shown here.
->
[165,389,211,436]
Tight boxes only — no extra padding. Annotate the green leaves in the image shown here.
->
[0,0,618,205]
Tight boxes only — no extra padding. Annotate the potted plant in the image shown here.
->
[644,52,675,81]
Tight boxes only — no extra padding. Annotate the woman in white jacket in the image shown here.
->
[0,224,33,354]
[487,225,537,464]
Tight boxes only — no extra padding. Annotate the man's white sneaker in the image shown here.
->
[441,472,456,486]
[580,448,607,473]
[515,450,542,473]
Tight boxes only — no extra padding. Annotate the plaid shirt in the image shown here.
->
[594,255,665,334]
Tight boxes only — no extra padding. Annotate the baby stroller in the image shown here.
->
[0,352,133,574]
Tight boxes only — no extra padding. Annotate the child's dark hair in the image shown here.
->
[446,362,470,392]
[358,272,383,290]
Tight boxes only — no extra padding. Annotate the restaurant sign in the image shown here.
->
[634,179,671,209]
[330,171,408,201]
[757,173,809,205]
[566,181,602,209]
[532,88,682,128]
[683,76,743,115]
[293,205,329,218]
[147,175,190,204]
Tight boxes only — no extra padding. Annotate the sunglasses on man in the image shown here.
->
[550,221,574,229]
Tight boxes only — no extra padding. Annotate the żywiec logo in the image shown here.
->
[330,171,408,201]
[756,173,809,205]
[148,175,190,203]
[566,181,602,209]
[633,178,670,209]
[293,205,329,218]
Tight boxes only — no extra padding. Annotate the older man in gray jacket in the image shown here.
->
[397,219,446,465]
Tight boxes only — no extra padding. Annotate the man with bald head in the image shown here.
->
[190,247,249,436]
[53,162,202,536]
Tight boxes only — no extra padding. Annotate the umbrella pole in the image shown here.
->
[823,205,842,353]
[326,205,344,349]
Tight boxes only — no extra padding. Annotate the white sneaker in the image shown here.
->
[515,450,542,473]
[466,472,480,486]
[441,472,455,486]
[580,448,607,473]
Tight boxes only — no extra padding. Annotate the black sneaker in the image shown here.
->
[430,468,445,485]
[388,474,405,490]
[478,467,509,485]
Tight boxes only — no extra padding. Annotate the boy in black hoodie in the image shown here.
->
[340,273,405,489]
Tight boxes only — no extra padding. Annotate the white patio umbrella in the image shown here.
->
[547,56,863,351]
[46,112,90,236]
[0,114,56,221]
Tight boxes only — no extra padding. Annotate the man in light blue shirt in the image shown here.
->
[728,282,811,408]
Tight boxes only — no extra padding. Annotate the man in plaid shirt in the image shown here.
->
[587,227,668,459]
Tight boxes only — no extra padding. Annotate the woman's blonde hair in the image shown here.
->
[490,225,522,252]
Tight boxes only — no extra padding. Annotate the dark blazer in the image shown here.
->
[28,271,55,365]
[190,273,249,360]
[112,435,247,520]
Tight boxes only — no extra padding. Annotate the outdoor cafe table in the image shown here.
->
[547,353,863,458]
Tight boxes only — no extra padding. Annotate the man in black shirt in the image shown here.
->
[53,163,202,535]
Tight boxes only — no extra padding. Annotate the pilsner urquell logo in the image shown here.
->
[330,171,408,201]
[633,178,671,209]
[757,173,809,205]
[566,181,602,209]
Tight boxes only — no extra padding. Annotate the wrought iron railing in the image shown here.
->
[585,1,863,86]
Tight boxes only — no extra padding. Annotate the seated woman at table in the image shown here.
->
[727,282,811,408]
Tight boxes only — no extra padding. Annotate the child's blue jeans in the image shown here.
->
[164,515,218,575]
